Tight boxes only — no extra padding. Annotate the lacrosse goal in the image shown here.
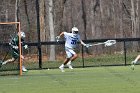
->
[0,22,22,76]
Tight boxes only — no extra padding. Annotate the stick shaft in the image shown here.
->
[91,42,105,46]
[2,51,9,61]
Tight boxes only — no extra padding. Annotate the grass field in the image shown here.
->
[0,65,140,93]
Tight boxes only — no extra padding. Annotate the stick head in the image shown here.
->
[104,40,116,47]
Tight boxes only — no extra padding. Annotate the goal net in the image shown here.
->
[0,22,22,76]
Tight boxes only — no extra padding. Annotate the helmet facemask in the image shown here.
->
[72,27,79,34]
[20,32,26,38]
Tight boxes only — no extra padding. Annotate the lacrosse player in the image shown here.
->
[131,55,140,70]
[56,27,89,72]
[0,32,28,72]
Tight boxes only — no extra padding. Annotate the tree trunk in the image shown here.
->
[131,0,138,51]
[136,0,139,38]
[15,0,19,22]
[39,0,45,41]
[48,0,56,61]
[131,0,136,37]
[119,0,123,38]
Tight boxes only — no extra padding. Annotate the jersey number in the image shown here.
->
[71,40,77,45]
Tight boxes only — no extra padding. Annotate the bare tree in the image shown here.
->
[39,0,46,41]
[131,0,139,51]
[15,0,20,22]
[131,0,135,37]
[48,0,55,61]
[1,0,140,57]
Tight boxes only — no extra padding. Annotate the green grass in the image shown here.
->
[42,53,139,68]
[0,65,140,93]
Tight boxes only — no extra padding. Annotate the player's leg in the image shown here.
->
[66,49,77,69]
[70,53,78,62]
[66,54,77,69]
[131,55,140,64]
[0,49,15,67]
[22,65,27,72]
[2,49,18,65]
[20,55,28,72]
[131,55,140,70]
[1,49,17,66]
[3,49,27,72]
[59,48,72,72]
[2,57,15,65]
[59,58,70,72]
[0,58,15,68]
[14,50,28,72]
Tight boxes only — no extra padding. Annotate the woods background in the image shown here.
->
[0,0,140,60]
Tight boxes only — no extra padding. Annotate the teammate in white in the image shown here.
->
[56,27,89,72]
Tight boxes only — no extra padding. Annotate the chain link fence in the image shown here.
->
[23,38,140,70]
[0,37,140,75]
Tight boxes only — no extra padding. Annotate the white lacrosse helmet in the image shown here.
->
[20,32,26,38]
[72,27,79,34]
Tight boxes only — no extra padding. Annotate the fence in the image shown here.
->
[0,38,140,73]
[26,38,140,69]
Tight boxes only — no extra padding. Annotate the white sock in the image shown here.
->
[60,64,64,68]
[133,58,139,64]
[67,61,71,65]
[133,60,137,64]
[22,65,25,68]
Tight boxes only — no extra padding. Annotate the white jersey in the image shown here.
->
[64,32,80,49]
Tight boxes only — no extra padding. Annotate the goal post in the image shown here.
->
[0,22,22,76]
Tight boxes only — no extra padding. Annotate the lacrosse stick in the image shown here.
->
[87,40,116,47]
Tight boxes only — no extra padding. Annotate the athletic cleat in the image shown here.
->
[131,65,135,70]
[131,61,135,70]
[67,61,73,69]
[22,66,28,72]
[67,64,73,69]
[59,66,65,72]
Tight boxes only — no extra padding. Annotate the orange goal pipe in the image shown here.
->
[18,22,22,76]
[0,22,20,24]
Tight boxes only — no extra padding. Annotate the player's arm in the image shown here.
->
[57,32,64,38]
[80,39,86,46]
[56,32,64,42]
[79,39,90,48]
[21,38,28,49]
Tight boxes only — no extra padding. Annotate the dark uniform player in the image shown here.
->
[0,32,28,72]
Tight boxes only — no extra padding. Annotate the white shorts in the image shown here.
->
[65,47,76,58]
